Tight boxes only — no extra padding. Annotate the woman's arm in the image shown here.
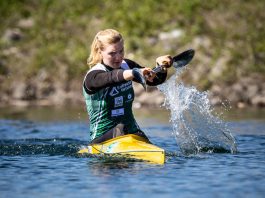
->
[125,59,167,86]
[84,69,126,94]
[84,58,169,94]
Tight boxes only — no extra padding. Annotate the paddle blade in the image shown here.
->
[132,68,146,91]
[172,49,195,68]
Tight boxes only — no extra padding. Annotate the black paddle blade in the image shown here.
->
[132,68,146,91]
[172,49,195,68]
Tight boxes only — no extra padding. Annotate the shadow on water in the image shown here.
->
[0,138,84,156]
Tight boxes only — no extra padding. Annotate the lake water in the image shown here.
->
[1,67,264,198]
[0,106,265,198]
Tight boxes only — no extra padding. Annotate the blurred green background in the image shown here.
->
[0,0,264,107]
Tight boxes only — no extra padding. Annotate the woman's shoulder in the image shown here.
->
[124,58,142,69]
[88,63,108,72]
[84,63,107,82]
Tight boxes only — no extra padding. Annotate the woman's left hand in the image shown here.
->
[156,55,173,68]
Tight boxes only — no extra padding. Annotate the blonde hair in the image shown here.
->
[87,29,123,67]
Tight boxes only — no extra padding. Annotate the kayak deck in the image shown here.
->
[78,134,165,164]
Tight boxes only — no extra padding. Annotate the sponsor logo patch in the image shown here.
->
[114,96,123,107]
[111,108,124,117]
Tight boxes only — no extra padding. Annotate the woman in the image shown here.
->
[83,29,172,143]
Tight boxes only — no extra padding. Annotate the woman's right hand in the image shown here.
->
[141,68,156,82]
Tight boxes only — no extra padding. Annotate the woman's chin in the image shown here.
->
[112,63,122,68]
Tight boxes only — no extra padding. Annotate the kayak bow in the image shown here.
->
[78,134,165,164]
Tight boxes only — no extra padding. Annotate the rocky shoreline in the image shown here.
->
[1,23,264,109]
[0,73,264,109]
[208,74,265,108]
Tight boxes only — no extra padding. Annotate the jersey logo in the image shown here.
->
[109,87,119,96]
[111,108,124,117]
[114,96,123,107]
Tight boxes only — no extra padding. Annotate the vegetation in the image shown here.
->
[0,0,264,87]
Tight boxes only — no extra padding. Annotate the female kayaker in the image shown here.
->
[83,29,172,143]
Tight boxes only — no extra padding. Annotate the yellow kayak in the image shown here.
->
[78,134,165,164]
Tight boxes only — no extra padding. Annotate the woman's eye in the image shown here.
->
[108,49,123,56]
[106,52,114,57]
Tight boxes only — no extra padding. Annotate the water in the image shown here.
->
[158,71,237,154]
[0,115,265,198]
[1,75,265,197]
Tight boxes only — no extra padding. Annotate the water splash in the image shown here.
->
[158,68,237,155]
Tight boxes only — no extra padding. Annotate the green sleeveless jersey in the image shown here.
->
[83,61,140,140]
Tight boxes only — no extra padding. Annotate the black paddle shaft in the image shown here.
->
[136,49,195,90]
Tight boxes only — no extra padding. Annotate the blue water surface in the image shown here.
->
[0,110,265,198]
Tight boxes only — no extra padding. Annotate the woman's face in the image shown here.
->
[100,40,124,69]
